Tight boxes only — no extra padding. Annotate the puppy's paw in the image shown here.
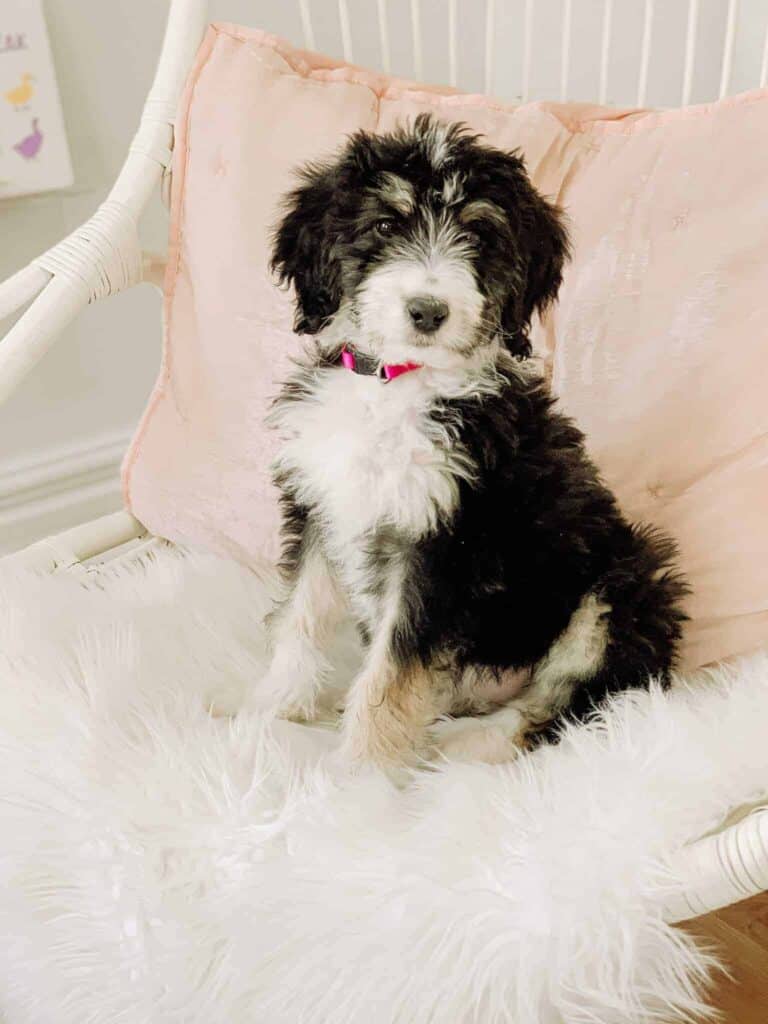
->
[242,675,320,723]
[432,718,522,765]
[274,697,319,723]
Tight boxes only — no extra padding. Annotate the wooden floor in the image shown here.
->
[683,892,768,1022]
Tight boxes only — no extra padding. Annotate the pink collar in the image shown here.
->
[340,345,422,382]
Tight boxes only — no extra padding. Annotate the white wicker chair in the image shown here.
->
[0,0,767,927]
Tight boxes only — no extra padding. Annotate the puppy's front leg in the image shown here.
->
[338,578,450,773]
[340,653,446,775]
[254,533,346,721]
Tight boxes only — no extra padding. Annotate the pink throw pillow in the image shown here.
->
[123,23,768,672]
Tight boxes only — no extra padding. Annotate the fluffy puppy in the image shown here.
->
[258,114,687,771]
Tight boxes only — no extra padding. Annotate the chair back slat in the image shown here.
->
[377,0,391,73]
[599,0,613,105]
[448,0,458,87]
[410,0,423,81]
[484,0,495,96]
[560,0,573,103]
[281,0,768,106]
[681,0,699,106]
[298,0,315,51]
[636,0,654,106]
[337,0,353,62]
[719,0,739,99]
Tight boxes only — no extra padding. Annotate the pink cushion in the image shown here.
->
[123,23,768,672]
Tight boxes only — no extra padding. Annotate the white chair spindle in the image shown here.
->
[681,0,699,106]
[484,0,495,95]
[637,0,654,106]
[448,0,458,87]
[410,0,423,80]
[719,0,738,99]
[298,0,316,51]
[599,0,613,105]
[560,0,572,102]
[376,0,391,73]
[664,808,768,923]
[521,0,533,102]
[337,0,353,62]
[760,11,768,87]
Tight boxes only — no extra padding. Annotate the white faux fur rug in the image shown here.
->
[1,544,767,1024]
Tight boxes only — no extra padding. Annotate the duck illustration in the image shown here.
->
[13,119,44,160]
[4,72,35,109]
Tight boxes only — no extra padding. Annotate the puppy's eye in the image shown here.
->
[373,219,395,237]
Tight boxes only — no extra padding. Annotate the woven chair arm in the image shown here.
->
[664,805,768,923]
[0,0,207,407]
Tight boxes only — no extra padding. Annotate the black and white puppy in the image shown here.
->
[259,114,687,771]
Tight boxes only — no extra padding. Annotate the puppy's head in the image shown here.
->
[271,114,568,366]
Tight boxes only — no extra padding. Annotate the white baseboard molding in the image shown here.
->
[0,431,131,555]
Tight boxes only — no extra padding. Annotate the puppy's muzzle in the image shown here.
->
[406,295,450,335]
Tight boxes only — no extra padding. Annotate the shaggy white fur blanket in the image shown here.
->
[0,545,767,1024]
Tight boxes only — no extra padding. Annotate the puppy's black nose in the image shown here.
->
[406,295,449,334]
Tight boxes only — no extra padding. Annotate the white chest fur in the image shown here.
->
[273,367,473,544]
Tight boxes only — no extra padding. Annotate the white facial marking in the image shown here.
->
[354,213,486,367]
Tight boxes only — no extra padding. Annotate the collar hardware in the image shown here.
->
[339,345,422,383]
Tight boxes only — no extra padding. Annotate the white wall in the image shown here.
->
[1,0,766,552]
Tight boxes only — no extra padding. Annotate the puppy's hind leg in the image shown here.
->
[250,530,347,722]
[433,594,611,764]
[431,703,530,765]
[538,535,688,734]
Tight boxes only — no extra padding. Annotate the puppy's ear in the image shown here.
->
[519,191,569,331]
[498,159,570,358]
[271,162,342,335]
